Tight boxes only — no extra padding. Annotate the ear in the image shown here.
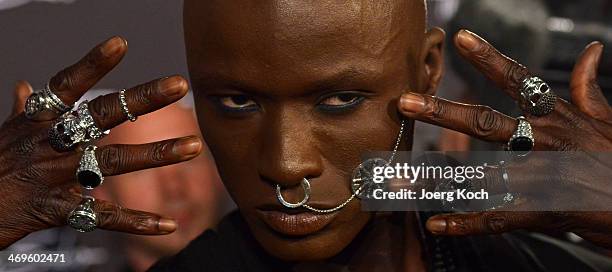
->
[419,27,445,95]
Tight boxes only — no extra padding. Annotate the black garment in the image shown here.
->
[149,211,612,272]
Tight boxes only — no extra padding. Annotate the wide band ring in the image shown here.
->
[276,178,311,209]
[119,89,137,122]
[67,196,98,233]
[48,101,110,152]
[25,83,73,120]
[507,116,534,156]
[519,76,557,116]
[77,145,104,189]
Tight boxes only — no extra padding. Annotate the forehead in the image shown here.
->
[184,0,425,93]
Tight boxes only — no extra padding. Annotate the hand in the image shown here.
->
[0,37,203,249]
[397,30,612,249]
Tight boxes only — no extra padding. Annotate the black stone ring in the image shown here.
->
[76,145,104,189]
[507,116,534,156]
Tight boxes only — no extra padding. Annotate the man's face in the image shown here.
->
[184,0,430,261]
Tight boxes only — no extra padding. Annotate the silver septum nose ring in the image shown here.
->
[276,178,311,209]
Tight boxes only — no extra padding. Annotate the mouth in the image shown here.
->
[255,204,340,237]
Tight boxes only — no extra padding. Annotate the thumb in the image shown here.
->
[9,80,33,119]
[570,42,612,122]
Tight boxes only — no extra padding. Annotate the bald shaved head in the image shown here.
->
[182,0,442,262]
[184,0,427,91]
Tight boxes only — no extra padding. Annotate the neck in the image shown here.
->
[294,212,426,272]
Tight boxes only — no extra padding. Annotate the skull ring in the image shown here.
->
[518,76,557,116]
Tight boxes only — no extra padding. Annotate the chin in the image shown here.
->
[242,203,371,261]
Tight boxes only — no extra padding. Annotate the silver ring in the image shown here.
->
[487,161,515,210]
[25,83,73,120]
[119,89,137,122]
[77,145,104,189]
[499,161,514,204]
[48,101,110,151]
[67,196,98,233]
[507,116,534,156]
[519,76,557,116]
[276,178,311,209]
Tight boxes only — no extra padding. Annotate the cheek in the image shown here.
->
[194,94,402,259]
[312,101,401,175]
[196,107,262,208]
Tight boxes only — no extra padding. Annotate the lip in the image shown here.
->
[256,206,339,237]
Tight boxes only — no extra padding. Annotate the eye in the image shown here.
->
[213,95,259,112]
[317,92,366,112]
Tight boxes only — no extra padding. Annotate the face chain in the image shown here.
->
[301,120,406,214]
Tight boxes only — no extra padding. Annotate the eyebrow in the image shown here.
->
[192,66,382,97]
[309,67,380,92]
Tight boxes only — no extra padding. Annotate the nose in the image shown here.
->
[257,108,323,190]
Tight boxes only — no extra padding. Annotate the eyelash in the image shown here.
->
[210,92,367,114]
[317,93,366,112]
[211,95,259,113]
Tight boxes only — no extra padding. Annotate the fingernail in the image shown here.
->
[160,76,187,97]
[158,218,178,233]
[172,136,202,156]
[594,42,604,63]
[587,41,603,49]
[457,30,479,51]
[400,93,426,114]
[426,218,447,234]
[100,36,126,57]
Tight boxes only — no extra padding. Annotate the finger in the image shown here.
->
[48,36,127,106]
[87,75,189,131]
[65,136,203,177]
[570,42,612,122]
[94,200,177,235]
[425,211,551,236]
[472,159,550,195]
[399,92,517,142]
[49,187,176,235]
[453,30,530,101]
[9,80,33,119]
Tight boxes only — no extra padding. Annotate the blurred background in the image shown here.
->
[0,0,611,271]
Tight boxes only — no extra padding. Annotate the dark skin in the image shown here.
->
[183,0,439,263]
[0,38,203,247]
[0,0,611,271]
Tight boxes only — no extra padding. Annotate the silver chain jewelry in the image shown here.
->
[299,120,406,214]
[303,190,360,213]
